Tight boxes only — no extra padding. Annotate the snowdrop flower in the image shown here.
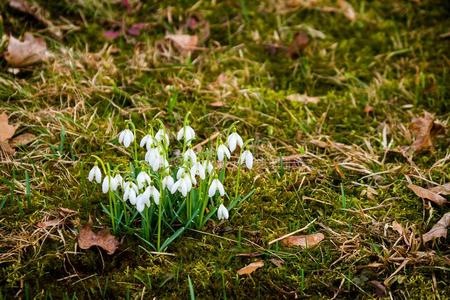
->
[162,175,174,190]
[155,129,170,145]
[191,162,206,180]
[118,129,134,148]
[114,174,124,189]
[227,132,243,153]
[176,126,195,143]
[171,174,193,197]
[145,148,164,172]
[183,148,197,163]
[102,176,117,193]
[140,134,154,150]
[88,165,102,184]
[217,144,231,162]
[208,178,225,197]
[136,171,151,189]
[135,188,151,213]
[123,181,138,204]
[239,150,254,169]
[217,204,229,220]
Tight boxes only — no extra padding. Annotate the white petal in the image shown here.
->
[208,180,218,197]
[176,128,184,141]
[245,151,253,169]
[94,167,102,183]
[88,167,95,182]
[152,187,160,205]
[129,189,137,205]
[217,180,225,196]
[228,135,237,152]
[170,180,180,194]
[118,131,126,144]
[102,177,109,193]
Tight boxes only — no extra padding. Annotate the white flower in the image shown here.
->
[114,174,124,189]
[88,165,102,184]
[102,176,117,193]
[118,129,134,148]
[183,148,197,163]
[208,179,225,197]
[191,162,206,180]
[176,126,195,143]
[155,129,170,145]
[227,132,243,153]
[123,181,138,204]
[217,204,229,220]
[145,148,164,172]
[135,190,150,213]
[162,175,174,190]
[217,144,231,161]
[176,167,185,179]
[150,186,160,205]
[239,150,254,169]
[140,134,154,150]
[171,174,193,197]
[136,171,151,189]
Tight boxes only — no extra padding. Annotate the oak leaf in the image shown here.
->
[5,33,48,67]
[78,221,119,255]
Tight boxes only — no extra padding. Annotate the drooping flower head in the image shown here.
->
[239,150,254,169]
[88,165,102,184]
[217,204,229,220]
[176,126,195,143]
[118,129,134,148]
[208,178,225,197]
[217,144,231,162]
[136,171,151,189]
[227,132,243,153]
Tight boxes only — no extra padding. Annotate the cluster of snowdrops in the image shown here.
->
[86,115,254,251]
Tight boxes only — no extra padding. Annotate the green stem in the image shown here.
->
[157,185,163,251]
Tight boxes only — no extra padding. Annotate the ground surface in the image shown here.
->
[0,0,449,299]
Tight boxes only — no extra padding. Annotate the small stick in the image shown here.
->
[193,131,220,150]
[268,218,317,245]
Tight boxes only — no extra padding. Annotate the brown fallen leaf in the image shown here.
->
[408,112,444,154]
[286,93,320,104]
[0,113,17,142]
[281,232,324,248]
[5,33,48,67]
[422,212,450,243]
[10,133,36,147]
[237,260,264,275]
[78,221,119,255]
[165,34,198,51]
[9,0,62,39]
[408,184,448,206]
[429,183,450,196]
[288,31,309,59]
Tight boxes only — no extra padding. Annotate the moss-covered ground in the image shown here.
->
[0,0,449,299]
